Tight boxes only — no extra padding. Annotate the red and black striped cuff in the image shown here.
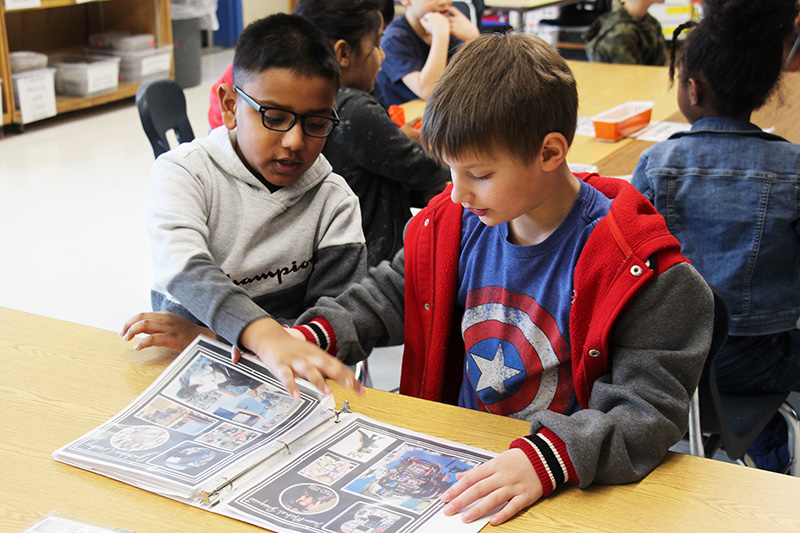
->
[510,428,579,496]
[291,318,337,356]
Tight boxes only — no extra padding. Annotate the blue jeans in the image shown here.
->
[714,329,800,473]
[715,329,800,394]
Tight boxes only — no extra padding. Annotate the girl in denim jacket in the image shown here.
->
[632,0,800,473]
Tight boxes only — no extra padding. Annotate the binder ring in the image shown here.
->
[276,440,290,454]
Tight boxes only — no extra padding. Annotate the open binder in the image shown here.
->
[53,336,496,533]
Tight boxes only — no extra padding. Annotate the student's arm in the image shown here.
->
[291,248,406,366]
[339,93,450,192]
[403,12,451,100]
[300,186,369,308]
[445,5,480,42]
[121,311,214,352]
[441,263,712,524]
[145,152,363,397]
[146,152,270,347]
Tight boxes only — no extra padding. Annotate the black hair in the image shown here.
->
[232,13,340,89]
[670,0,799,115]
[294,0,383,54]
[379,0,395,27]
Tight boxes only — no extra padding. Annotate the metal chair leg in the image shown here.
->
[688,390,705,457]
[778,401,800,476]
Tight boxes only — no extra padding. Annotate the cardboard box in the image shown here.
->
[592,101,654,142]
[12,67,57,124]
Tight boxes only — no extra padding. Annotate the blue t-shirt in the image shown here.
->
[374,16,463,107]
[456,180,612,420]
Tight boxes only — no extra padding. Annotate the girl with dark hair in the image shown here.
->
[632,0,800,473]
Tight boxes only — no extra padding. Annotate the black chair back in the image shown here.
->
[135,79,195,158]
[697,288,790,461]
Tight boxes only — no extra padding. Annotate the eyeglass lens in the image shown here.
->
[262,109,336,137]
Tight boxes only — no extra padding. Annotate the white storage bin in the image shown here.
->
[89,32,155,51]
[113,44,173,83]
[9,51,48,73]
[50,54,121,97]
[89,31,132,49]
[12,68,57,124]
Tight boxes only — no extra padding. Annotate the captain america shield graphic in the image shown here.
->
[463,286,573,419]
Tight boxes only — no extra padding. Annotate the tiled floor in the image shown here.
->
[0,47,402,391]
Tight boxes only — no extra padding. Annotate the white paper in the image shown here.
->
[3,0,41,9]
[628,120,691,142]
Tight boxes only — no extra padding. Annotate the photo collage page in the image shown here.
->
[56,338,331,496]
[228,416,495,533]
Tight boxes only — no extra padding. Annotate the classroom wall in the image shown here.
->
[242,0,290,27]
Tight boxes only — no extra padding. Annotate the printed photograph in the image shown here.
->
[195,422,261,451]
[344,445,477,512]
[135,396,217,435]
[299,453,358,485]
[325,503,409,533]
[148,442,228,476]
[279,483,339,515]
[109,425,170,451]
[163,355,298,432]
[329,428,393,462]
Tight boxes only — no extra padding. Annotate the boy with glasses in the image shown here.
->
[122,14,366,399]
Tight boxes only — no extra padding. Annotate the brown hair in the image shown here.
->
[421,33,577,164]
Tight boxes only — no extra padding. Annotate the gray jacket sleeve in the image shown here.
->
[294,249,406,365]
[529,262,712,487]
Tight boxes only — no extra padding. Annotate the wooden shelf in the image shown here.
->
[0,0,172,131]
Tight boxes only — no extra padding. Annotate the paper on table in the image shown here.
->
[628,121,691,142]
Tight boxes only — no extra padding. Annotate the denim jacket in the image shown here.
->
[632,117,800,335]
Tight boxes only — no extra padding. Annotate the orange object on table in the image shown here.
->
[388,105,406,127]
[591,101,654,142]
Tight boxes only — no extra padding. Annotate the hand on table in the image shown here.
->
[441,448,543,526]
[401,117,422,140]
[121,311,213,352]
[239,317,365,401]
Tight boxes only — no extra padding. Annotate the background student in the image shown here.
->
[583,0,667,65]
[374,0,479,106]
[632,0,800,473]
[294,0,450,266]
[122,14,367,400]
[289,33,713,524]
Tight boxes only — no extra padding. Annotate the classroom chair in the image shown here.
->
[135,78,195,158]
[688,289,800,476]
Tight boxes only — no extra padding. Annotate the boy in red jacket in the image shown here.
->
[295,33,713,524]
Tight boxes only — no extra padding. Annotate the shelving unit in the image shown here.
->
[0,0,172,132]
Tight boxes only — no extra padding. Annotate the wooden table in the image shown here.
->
[402,61,800,177]
[3,306,800,532]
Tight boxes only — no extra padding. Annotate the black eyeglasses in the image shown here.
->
[234,86,340,138]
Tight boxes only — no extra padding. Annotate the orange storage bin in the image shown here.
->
[591,101,654,142]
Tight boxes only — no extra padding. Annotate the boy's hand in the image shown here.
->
[445,6,480,41]
[441,448,543,526]
[240,317,365,401]
[121,311,213,352]
[420,11,451,39]
[400,117,422,141]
